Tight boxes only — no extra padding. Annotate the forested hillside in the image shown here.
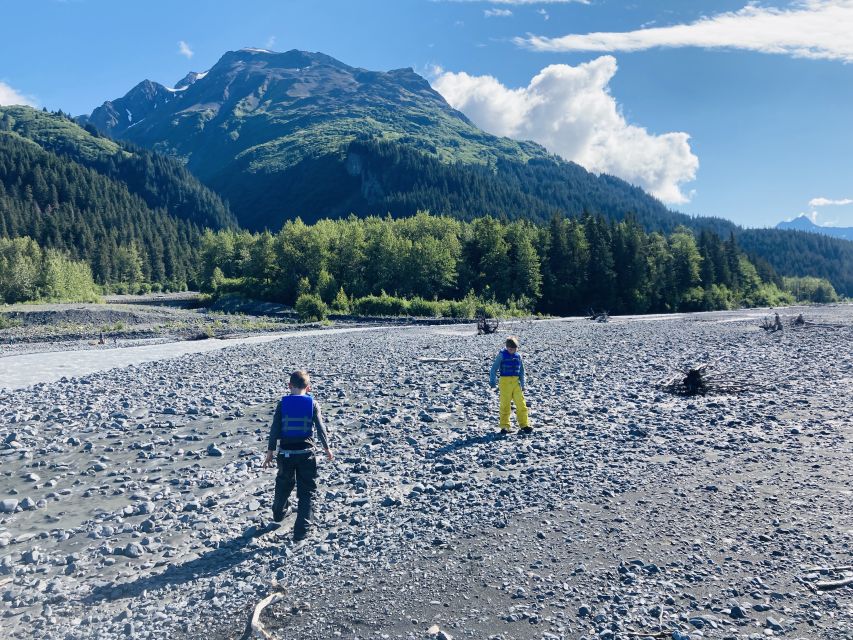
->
[0,106,236,292]
[739,229,853,298]
[222,138,732,235]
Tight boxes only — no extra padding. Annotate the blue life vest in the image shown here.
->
[499,349,522,377]
[278,395,314,441]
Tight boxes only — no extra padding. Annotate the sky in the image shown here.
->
[1,0,852,229]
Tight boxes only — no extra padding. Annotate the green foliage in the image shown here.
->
[0,106,235,293]
[0,313,20,330]
[294,293,328,322]
[351,291,410,317]
[197,212,788,316]
[0,236,99,303]
[330,287,351,314]
[408,297,442,318]
[743,283,794,308]
[782,276,839,303]
[738,228,853,298]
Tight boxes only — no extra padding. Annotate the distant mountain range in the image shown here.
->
[776,215,853,241]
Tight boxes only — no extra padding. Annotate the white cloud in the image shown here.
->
[537,8,550,20]
[266,35,276,49]
[0,81,37,107]
[517,0,853,63]
[432,56,698,204]
[809,196,853,207]
[178,40,194,59]
[485,8,513,17]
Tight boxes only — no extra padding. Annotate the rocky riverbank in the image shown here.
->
[0,306,851,639]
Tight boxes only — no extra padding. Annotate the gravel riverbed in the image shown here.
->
[0,307,851,640]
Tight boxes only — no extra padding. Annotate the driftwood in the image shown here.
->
[477,314,499,335]
[760,312,784,332]
[588,308,609,323]
[804,564,853,572]
[815,577,853,591]
[243,590,286,639]
[662,362,751,396]
[789,313,845,330]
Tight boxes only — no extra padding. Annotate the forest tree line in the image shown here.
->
[0,236,99,303]
[198,212,838,316]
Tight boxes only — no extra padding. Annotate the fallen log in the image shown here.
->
[803,564,853,572]
[243,590,286,640]
[815,577,853,591]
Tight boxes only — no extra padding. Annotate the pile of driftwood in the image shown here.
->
[798,565,853,594]
[790,313,844,329]
[477,313,499,335]
[759,312,784,332]
[588,309,609,323]
[761,312,845,332]
[662,362,750,396]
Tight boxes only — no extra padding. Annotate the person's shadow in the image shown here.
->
[428,431,504,458]
[84,523,282,604]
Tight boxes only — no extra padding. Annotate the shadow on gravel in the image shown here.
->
[429,431,504,458]
[83,524,281,604]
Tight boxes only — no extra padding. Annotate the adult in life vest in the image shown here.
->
[262,370,333,542]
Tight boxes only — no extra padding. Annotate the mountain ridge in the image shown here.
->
[776,214,853,241]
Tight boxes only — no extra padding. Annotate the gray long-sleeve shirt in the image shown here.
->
[267,396,330,452]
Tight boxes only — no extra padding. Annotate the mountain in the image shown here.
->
[776,215,853,241]
[82,48,703,233]
[82,49,853,296]
[0,105,235,288]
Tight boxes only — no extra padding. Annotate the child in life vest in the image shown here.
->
[489,336,530,434]
[262,370,333,542]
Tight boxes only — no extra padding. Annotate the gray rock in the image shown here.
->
[0,499,18,513]
[22,548,41,564]
[207,444,224,457]
[729,605,747,619]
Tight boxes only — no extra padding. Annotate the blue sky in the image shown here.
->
[1,0,852,229]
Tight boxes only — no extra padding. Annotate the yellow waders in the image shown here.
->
[499,376,528,431]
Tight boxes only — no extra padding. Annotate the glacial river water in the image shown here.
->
[0,326,402,390]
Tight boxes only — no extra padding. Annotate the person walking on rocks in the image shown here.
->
[262,370,333,542]
[490,336,530,434]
